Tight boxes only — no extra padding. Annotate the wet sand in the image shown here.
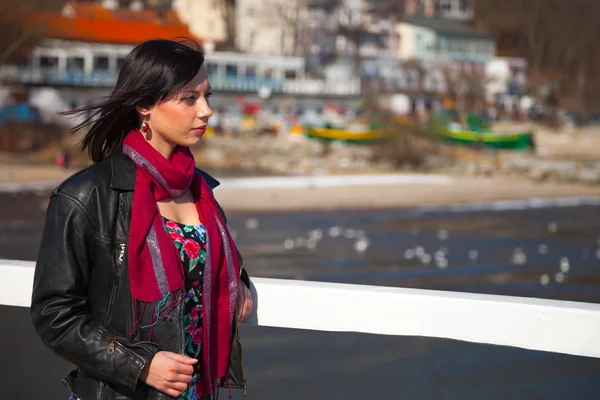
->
[2,160,600,213]
[214,176,600,212]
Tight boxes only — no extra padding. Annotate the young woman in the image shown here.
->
[30,38,253,400]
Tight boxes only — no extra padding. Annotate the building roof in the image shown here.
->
[33,2,199,45]
[402,16,492,40]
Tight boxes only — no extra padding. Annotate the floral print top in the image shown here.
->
[69,218,209,400]
[163,217,208,400]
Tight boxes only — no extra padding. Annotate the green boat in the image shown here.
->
[429,111,535,150]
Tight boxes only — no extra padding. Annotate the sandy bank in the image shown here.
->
[1,162,600,212]
[213,176,600,212]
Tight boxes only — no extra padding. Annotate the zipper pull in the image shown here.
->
[118,244,126,262]
[107,342,115,355]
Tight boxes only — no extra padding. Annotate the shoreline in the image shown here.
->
[213,177,600,213]
[2,162,600,213]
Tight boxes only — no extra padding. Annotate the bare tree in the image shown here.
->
[216,0,238,50]
[0,0,66,65]
[438,61,491,112]
[473,0,600,115]
[259,0,304,55]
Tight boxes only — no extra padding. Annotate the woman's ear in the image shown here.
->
[135,105,151,118]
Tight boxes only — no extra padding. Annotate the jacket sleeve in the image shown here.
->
[30,193,159,391]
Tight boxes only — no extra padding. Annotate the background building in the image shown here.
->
[397,15,494,63]
[405,0,475,21]
[173,0,227,47]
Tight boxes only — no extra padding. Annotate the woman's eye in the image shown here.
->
[183,96,196,104]
[205,92,213,98]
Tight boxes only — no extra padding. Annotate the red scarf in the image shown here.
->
[123,130,240,397]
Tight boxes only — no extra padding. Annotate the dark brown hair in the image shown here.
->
[64,38,204,162]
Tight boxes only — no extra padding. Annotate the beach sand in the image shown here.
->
[213,177,600,212]
[2,162,599,212]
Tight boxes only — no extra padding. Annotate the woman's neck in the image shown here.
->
[143,131,176,160]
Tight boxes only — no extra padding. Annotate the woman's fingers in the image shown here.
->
[242,297,252,320]
[174,362,195,377]
[169,381,189,392]
[237,283,253,323]
[165,352,198,365]
[166,388,184,398]
[177,374,193,384]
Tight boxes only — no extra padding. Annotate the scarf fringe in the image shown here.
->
[130,289,186,341]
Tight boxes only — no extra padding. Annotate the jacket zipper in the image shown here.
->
[236,326,247,396]
[106,338,156,363]
[103,283,118,324]
[118,243,126,263]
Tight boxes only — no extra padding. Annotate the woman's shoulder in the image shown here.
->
[51,157,115,203]
[195,168,220,190]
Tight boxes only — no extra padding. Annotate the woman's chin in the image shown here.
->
[183,135,203,147]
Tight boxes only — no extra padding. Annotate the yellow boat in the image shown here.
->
[305,125,389,143]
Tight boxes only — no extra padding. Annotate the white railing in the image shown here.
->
[3,259,600,359]
[0,66,360,96]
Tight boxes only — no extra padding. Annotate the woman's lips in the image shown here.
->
[192,126,207,135]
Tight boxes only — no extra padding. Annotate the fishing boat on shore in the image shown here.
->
[429,112,535,150]
[305,125,389,143]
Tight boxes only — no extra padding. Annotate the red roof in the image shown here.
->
[34,2,200,45]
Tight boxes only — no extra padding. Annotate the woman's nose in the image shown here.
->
[198,100,213,119]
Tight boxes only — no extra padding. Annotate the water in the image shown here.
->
[229,205,600,303]
[2,193,599,399]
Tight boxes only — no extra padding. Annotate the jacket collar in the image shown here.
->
[110,151,221,191]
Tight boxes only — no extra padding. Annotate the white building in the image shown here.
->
[405,0,475,21]
[485,57,528,107]
[172,0,228,45]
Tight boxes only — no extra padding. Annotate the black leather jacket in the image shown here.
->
[31,152,248,400]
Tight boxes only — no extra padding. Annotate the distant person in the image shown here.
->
[31,39,252,400]
[55,149,70,169]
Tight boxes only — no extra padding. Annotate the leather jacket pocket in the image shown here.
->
[63,369,105,400]
[103,283,118,324]
[99,381,116,400]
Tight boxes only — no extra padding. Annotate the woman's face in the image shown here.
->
[139,65,213,158]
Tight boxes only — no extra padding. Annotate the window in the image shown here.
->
[439,38,448,52]
[67,57,84,71]
[449,39,460,52]
[478,41,492,54]
[459,0,470,12]
[94,56,109,71]
[40,56,59,68]
[436,0,452,11]
[225,64,237,78]
[245,65,256,80]
[206,62,218,76]
[284,69,296,79]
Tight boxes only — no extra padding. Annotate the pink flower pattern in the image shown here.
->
[163,217,207,400]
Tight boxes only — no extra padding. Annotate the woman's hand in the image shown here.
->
[139,351,197,397]
[237,281,253,323]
